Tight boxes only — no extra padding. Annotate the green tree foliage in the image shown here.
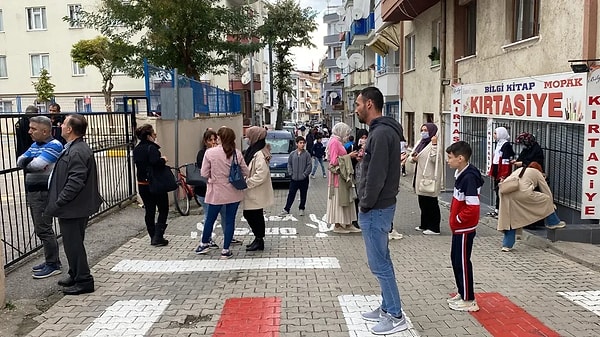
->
[65,0,260,80]
[259,0,317,130]
[71,36,134,112]
[32,68,55,110]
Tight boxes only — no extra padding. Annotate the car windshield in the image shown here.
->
[266,139,294,154]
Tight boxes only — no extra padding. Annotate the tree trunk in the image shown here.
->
[276,90,285,130]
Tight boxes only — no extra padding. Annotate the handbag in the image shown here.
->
[418,146,438,194]
[185,163,206,186]
[229,152,247,190]
[148,165,178,194]
[499,167,526,194]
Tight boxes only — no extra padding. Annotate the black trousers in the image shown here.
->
[284,178,309,211]
[493,179,500,211]
[59,217,93,285]
[417,195,441,232]
[138,184,169,237]
[243,209,265,238]
[451,231,476,301]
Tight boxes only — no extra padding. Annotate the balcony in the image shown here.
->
[349,12,375,45]
[382,0,439,22]
[323,13,340,23]
[324,34,343,45]
[322,58,338,69]
[375,67,400,97]
[346,69,375,91]
[229,73,262,91]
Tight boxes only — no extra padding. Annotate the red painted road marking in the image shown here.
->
[213,297,281,337]
[470,292,560,337]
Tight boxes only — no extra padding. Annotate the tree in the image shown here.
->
[65,0,260,80]
[259,0,317,130]
[32,68,55,111]
[71,36,134,112]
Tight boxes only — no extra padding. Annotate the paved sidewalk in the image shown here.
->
[4,168,600,337]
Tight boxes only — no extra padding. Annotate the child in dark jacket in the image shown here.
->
[310,135,326,178]
[445,141,484,313]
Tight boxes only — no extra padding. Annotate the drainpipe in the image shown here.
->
[438,0,447,186]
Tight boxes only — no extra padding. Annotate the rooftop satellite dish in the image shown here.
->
[241,72,251,85]
[336,6,346,16]
[329,92,338,99]
[348,53,364,69]
[352,7,364,20]
[334,22,346,33]
[241,58,250,69]
[336,55,349,69]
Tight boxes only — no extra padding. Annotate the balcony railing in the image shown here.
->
[323,13,340,23]
[324,34,343,45]
[323,58,338,68]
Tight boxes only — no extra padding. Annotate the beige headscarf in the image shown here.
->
[246,126,267,145]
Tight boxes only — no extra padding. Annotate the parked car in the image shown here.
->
[265,130,295,183]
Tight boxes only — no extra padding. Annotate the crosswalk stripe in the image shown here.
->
[558,290,600,316]
[111,257,341,272]
[78,299,170,337]
[337,295,421,337]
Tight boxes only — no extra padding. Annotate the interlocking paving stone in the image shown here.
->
[558,290,600,316]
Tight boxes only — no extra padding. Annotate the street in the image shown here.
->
[11,171,600,337]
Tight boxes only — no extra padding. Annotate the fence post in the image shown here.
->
[216,88,220,114]
[0,244,5,307]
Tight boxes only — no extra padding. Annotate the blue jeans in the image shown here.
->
[311,157,326,176]
[359,204,403,317]
[201,202,240,250]
[196,196,226,226]
[546,211,560,226]
[503,211,562,248]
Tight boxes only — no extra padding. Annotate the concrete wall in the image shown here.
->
[135,114,245,168]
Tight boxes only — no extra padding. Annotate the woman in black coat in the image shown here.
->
[132,124,170,246]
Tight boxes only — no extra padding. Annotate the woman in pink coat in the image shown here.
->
[195,127,249,259]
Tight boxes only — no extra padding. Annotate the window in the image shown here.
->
[72,60,85,75]
[465,1,477,56]
[333,46,342,59]
[0,101,12,113]
[30,54,50,77]
[74,98,84,113]
[513,0,539,41]
[27,7,47,30]
[0,56,7,78]
[0,9,4,32]
[404,34,415,70]
[432,19,441,53]
[68,4,82,28]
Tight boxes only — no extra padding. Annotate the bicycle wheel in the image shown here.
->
[173,182,190,216]
[192,189,202,207]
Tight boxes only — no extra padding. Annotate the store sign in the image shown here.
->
[450,86,462,143]
[461,73,587,123]
[582,66,600,219]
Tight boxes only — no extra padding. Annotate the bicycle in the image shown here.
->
[172,164,202,216]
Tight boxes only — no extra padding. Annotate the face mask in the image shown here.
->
[420,131,429,139]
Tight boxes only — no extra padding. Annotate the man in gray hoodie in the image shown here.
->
[279,136,312,216]
[354,87,408,335]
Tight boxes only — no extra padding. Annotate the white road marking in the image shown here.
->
[558,290,600,316]
[338,295,420,337]
[305,223,318,229]
[78,299,170,337]
[112,257,340,272]
[310,213,334,232]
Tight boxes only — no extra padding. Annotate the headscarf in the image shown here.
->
[493,127,510,164]
[244,126,267,165]
[354,129,368,148]
[515,132,536,147]
[413,123,438,155]
[331,122,352,140]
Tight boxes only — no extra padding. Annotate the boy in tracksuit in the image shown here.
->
[445,141,484,312]
[279,136,312,216]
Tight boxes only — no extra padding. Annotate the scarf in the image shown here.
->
[493,127,510,164]
[413,123,438,155]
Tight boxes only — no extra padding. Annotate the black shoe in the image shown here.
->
[246,238,264,251]
[62,284,94,295]
[246,238,257,248]
[57,276,76,287]
[151,223,169,246]
[151,238,169,246]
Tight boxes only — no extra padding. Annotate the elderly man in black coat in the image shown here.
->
[45,114,102,295]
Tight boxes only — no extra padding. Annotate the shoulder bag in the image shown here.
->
[229,152,247,190]
[185,163,206,186]
[147,146,178,194]
[499,167,526,194]
[418,147,438,194]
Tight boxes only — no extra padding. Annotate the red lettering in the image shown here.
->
[453,136,460,142]
[588,139,600,147]
[453,99,460,104]
[585,192,597,201]
[588,124,600,133]
[502,96,513,115]
[483,96,493,114]
[532,93,547,117]
[493,96,503,114]
[548,92,563,118]
[560,79,567,87]
[452,129,460,134]
[584,206,596,215]
[470,97,480,113]
[589,96,600,105]
[453,114,460,120]
[575,78,583,86]
[587,152,600,161]
[513,94,525,116]
[590,179,596,188]
[593,109,597,119]
[588,166,599,175]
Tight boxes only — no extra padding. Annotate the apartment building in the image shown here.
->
[321,9,345,127]
[286,70,321,123]
[381,0,600,237]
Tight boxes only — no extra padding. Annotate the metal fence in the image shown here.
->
[143,60,241,116]
[460,116,583,211]
[1,111,137,268]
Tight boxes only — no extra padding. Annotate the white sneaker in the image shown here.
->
[346,225,361,233]
[277,209,289,217]
[423,229,440,235]
[333,226,350,234]
[299,209,305,216]
[546,221,566,229]
[449,299,479,312]
[446,293,462,304]
[388,229,403,240]
[414,226,423,231]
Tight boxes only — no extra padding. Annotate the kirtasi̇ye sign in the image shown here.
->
[461,72,586,123]
[582,66,600,219]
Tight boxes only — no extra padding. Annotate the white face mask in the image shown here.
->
[420,131,429,139]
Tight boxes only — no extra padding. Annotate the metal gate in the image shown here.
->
[1,111,137,268]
